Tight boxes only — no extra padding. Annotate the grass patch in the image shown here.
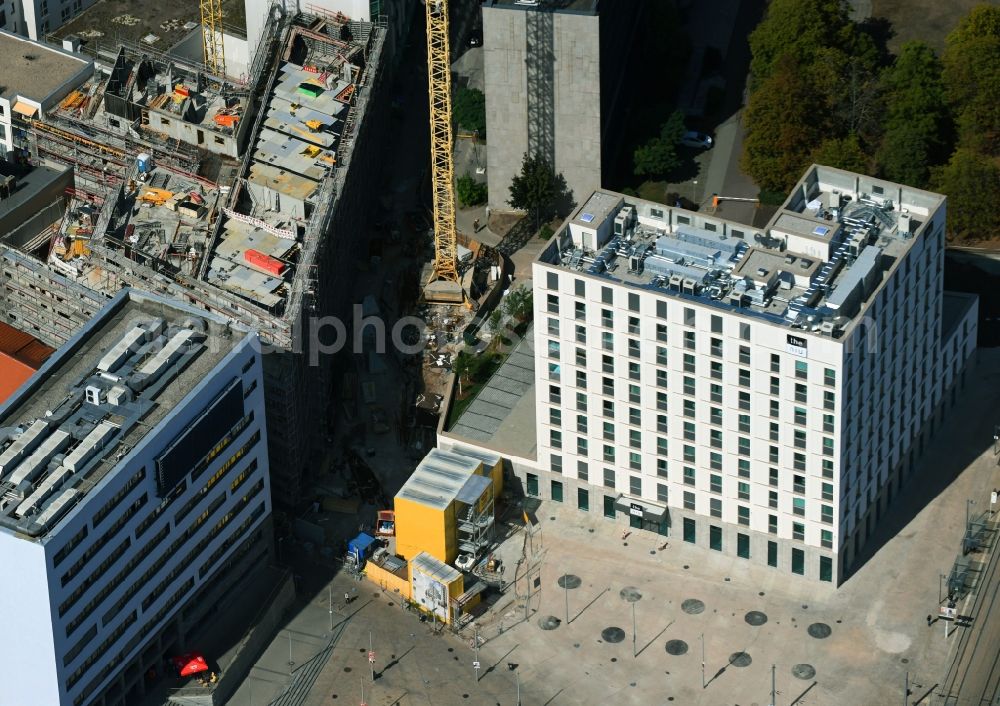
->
[638,180,669,203]
[445,351,509,429]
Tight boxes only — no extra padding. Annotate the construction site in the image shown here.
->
[0,6,392,508]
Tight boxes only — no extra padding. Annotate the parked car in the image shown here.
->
[679,131,713,149]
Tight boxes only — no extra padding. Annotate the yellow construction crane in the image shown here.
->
[424,0,462,296]
[201,0,226,77]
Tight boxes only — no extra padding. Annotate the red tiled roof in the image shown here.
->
[0,321,54,369]
[0,322,54,404]
[0,355,36,403]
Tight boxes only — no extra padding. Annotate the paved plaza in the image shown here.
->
[226,349,1000,706]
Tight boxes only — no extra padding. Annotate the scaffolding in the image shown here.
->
[456,479,495,558]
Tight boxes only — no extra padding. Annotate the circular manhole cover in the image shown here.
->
[808,623,832,639]
[792,664,816,680]
[682,599,705,615]
[557,574,582,589]
[538,615,561,630]
[601,627,626,643]
[620,586,643,602]
[729,652,752,668]
[745,611,768,626]
[665,640,689,656]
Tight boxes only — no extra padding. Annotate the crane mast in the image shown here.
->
[425,0,461,286]
[201,0,226,77]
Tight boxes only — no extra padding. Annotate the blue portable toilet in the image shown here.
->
[137,153,152,174]
[347,532,377,566]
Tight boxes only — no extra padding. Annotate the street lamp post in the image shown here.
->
[508,663,520,706]
[701,633,706,689]
[691,180,699,206]
[632,602,637,658]
[564,577,569,624]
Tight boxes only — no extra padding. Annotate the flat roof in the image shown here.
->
[411,551,462,584]
[0,290,245,538]
[484,0,598,14]
[395,449,488,511]
[0,31,90,102]
[447,327,537,457]
[539,165,946,338]
[0,162,71,221]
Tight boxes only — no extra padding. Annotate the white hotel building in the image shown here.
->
[441,165,978,585]
[0,289,271,706]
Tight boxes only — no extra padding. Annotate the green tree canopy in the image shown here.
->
[508,153,567,230]
[632,110,686,178]
[456,173,487,207]
[876,42,950,187]
[933,149,1000,240]
[748,0,871,83]
[942,4,1000,155]
[453,87,486,137]
[742,55,830,192]
[812,133,869,174]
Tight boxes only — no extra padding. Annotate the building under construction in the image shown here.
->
[0,7,391,508]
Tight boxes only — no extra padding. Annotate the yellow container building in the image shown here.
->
[393,448,500,566]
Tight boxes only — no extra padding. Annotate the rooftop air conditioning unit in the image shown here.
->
[84,386,105,406]
[898,213,911,236]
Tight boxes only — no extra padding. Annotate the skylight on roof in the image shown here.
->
[580,213,595,223]
[812,225,830,237]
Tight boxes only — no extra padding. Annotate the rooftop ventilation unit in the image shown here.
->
[107,385,133,406]
[63,421,118,472]
[0,420,50,479]
[898,212,911,237]
[97,325,146,373]
[14,465,73,518]
[35,487,78,527]
[133,329,195,389]
[7,429,72,489]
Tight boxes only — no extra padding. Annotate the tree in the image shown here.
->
[748,0,866,84]
[508,153,567,230]
[742,55,831,192]
[453,87,486,137]
[876,41,950,187]
[456,173,488,207]
[452,351,471,396]
[487,308,503,341]
[942,4,1000,155]
[932,149,1000,241]
[502,287,533,324]
[632,110,686,178]
[812,133,869,174]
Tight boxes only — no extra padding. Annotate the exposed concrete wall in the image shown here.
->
[550,12,600,210]
[168,29,251,81]
[483,8,527,211]
[483,7,601,212]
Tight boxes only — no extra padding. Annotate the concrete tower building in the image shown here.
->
[0,290,271,706]
[481,0,640,211]
[441,165,978,585]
